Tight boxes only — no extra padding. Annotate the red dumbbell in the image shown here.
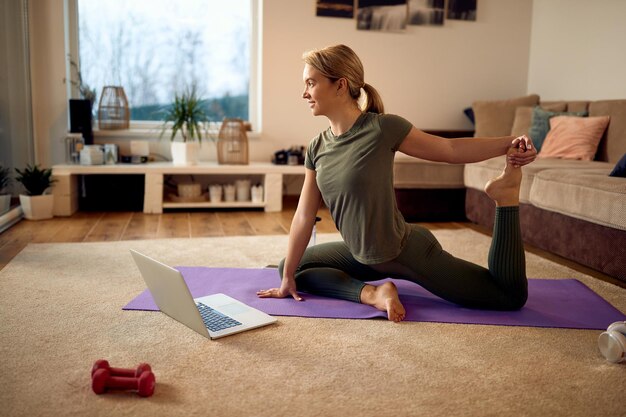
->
[91,359,152,378]
[92,368,156,397]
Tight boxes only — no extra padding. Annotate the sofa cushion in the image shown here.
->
[538,115,610,161]
[609,154,626,178]
[565,101,590,113]
[527,107,588,151]
[510,102,568,137]
[472,94,540,137]
[464,156,609,203]
[394,153,465,189]
[529,168,626,230]
[589,100,626,163]
[510,107,533,137]
[540,101,568,111]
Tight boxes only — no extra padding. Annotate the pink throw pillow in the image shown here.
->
[538,115,610,160]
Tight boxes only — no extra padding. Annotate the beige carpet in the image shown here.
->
[1,230,625,417]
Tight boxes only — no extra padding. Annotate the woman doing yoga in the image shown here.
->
[256,44,537,322]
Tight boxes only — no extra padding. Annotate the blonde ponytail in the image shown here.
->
[362,83,384,114]
[302,44,385,114]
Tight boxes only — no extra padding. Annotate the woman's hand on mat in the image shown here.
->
[256,277,303,301]
[508,135,537,167]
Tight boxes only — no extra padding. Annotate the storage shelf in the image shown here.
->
[52,162,305,215]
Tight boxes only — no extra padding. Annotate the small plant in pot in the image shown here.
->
[161,86,209,165]
[15,164,56,220]
[0,165,12,214]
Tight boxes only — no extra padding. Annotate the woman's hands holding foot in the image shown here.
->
[508,135,537,168]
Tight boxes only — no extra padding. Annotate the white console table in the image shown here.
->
[51,162,305,216]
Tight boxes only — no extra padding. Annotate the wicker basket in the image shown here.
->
[217,118,249,165]
[97,86,130,130]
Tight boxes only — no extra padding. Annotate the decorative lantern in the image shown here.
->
[97,86,130,130]
[217,118,249,165]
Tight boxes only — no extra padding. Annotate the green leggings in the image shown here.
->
[279,207,527,310]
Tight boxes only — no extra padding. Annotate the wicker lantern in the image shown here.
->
[97,86,130,130]
[217,118,249,165]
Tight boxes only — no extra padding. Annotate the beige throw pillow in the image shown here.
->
[472,94,540,137]
[510,107,534,137]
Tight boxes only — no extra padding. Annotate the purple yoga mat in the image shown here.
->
[123,267,626,330]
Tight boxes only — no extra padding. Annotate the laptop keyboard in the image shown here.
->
[196,302,242,332]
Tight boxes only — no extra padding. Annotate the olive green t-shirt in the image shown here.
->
[305,112,413,264]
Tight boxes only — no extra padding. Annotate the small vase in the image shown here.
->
[171,141,199,165]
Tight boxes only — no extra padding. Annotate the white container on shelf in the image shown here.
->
[80,145,104,165]
[235,179,251,201]
[209,185,222,203]
[251,184,263,203]
[223,184,236,202]
[170,142,199,165]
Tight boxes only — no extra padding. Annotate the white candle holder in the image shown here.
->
[209,185,223,203]
[251,184,264,203]
[235,179,251,201]
[223,184,236,202]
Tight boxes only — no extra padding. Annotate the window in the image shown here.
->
[76,0,253,126]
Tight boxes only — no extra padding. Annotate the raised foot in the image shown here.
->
[484,149,523,207]
[364,282,406,323]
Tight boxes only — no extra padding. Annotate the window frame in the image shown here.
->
[65,0,261,137]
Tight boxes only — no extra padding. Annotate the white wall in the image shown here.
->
[527,0,626,100]
[255,0,533,161]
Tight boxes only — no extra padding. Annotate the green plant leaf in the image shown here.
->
[160,86,209,143]
[14,164,56,196]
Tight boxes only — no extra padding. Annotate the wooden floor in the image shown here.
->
[0,196,622,288]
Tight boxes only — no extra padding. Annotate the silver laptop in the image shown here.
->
[130,250,277,339]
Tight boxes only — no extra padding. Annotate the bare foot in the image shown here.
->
[484,148,523,207]
[361,282,406,322]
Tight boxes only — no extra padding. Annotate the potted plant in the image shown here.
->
[0,165,11,214]
[161,86,209,165]
[15,164,56,220]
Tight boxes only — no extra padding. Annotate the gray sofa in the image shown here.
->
[394,98,626,283]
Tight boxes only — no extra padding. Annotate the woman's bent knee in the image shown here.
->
[503,288,528,311]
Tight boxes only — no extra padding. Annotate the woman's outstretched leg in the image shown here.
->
[379,148,528,311]
[484,147,528,307]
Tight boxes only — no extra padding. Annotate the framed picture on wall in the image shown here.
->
[357,0,408,32]
[447,0,477,21]
[408,0,445,26]
[316,0,355,18]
